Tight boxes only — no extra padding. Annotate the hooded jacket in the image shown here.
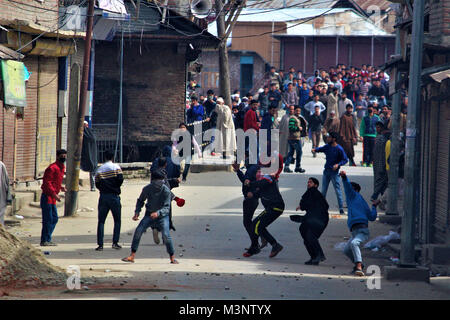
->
[134,179,171,218]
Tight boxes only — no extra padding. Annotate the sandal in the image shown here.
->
[121,257,135,263]
[170,259,179,264]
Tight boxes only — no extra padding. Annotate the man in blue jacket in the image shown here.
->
[312,131,348,214]
[339,170,379,276]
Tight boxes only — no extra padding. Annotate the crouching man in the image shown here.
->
[339,170,379,276]
[122,169,179,264]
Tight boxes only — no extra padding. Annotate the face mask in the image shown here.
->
[59,157,66,163]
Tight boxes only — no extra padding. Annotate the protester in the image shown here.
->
[291,177,329,265]
[309,106,325,157]
[243,169,285,258]
[312,132,348,214]
[95,150,124,251]
[284,107,307,173]
[322,110,340,143]
[214,97,237,160]
[232,152,266,251]
[268,83,282,110]
[186,96,204,124]
[339,170,379,276]
[355,94,368,138]
[0,160,12,227]
[122,169,179,264]
[371,121,390,202]
[172,122,202,182]
[339,104,358,166]
[327,88,339,119]
[258,86,270,117]
[304,94,326,116]
[282,82,299,109]
[81,121,98,192]
[359,105,379,167]
[278,105,294,160]
[40,149,67,246]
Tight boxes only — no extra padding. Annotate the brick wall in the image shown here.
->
[93,41,186,144]
[0,0,59,29]
[430,0,450,36]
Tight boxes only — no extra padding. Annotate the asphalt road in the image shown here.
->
[4,141,450,300]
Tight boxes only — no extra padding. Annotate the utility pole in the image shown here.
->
[400,0,425,266]
[215,0,246,106]
[215,0,232,106]
[386,5,403,216]
[64,0,96,217]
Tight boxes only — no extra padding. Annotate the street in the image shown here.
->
[3,141,450,300]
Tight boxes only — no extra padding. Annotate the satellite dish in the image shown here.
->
[190,0,212,19]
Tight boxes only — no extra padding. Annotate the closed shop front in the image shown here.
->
[36,57,58,177]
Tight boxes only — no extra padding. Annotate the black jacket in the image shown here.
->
[299,187,329,224]
[236,164,260,197]
[81,127,98,172]
[250,175,284,208]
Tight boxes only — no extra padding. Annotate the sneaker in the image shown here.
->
[305,258,320,265]
[295,167,306,173]
[339,209,345,215]
[269,243,283,258]
[368,163,373,168]
[112,243,122,250]
[284,168,293,173]
[211,152,216,156]
[355,269,365,276]
[40,242,51,247]
[243,247,261,257]
[95,246,103,251]
[153,228,160,244]
[47,242,58,246]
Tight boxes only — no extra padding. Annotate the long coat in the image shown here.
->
[214,104,237,153]
[278,114,290,158]
[327,93,339,119]
[339,112,357,158]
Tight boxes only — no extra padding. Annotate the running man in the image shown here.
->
[243,169,285,258]
[122,169,179,264]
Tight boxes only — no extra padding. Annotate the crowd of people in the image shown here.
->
[181,63,408,275]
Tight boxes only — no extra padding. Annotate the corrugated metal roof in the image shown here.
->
[246,0,339,9]
[236,8,349,22]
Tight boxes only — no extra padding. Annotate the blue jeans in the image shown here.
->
[344,227,370,263]
[321,168,344,210]
[40,194,58,244]
[97,193,121,246]
[285,139,302,169]
[131,215,174,256]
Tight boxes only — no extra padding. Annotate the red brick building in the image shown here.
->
[92,3,218,162]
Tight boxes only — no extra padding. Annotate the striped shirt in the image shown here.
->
[95,161,123,195]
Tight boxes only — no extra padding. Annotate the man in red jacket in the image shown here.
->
[244,100,260,132]
[40,149,67,246]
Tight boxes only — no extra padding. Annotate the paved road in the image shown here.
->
[5,141,450,300]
